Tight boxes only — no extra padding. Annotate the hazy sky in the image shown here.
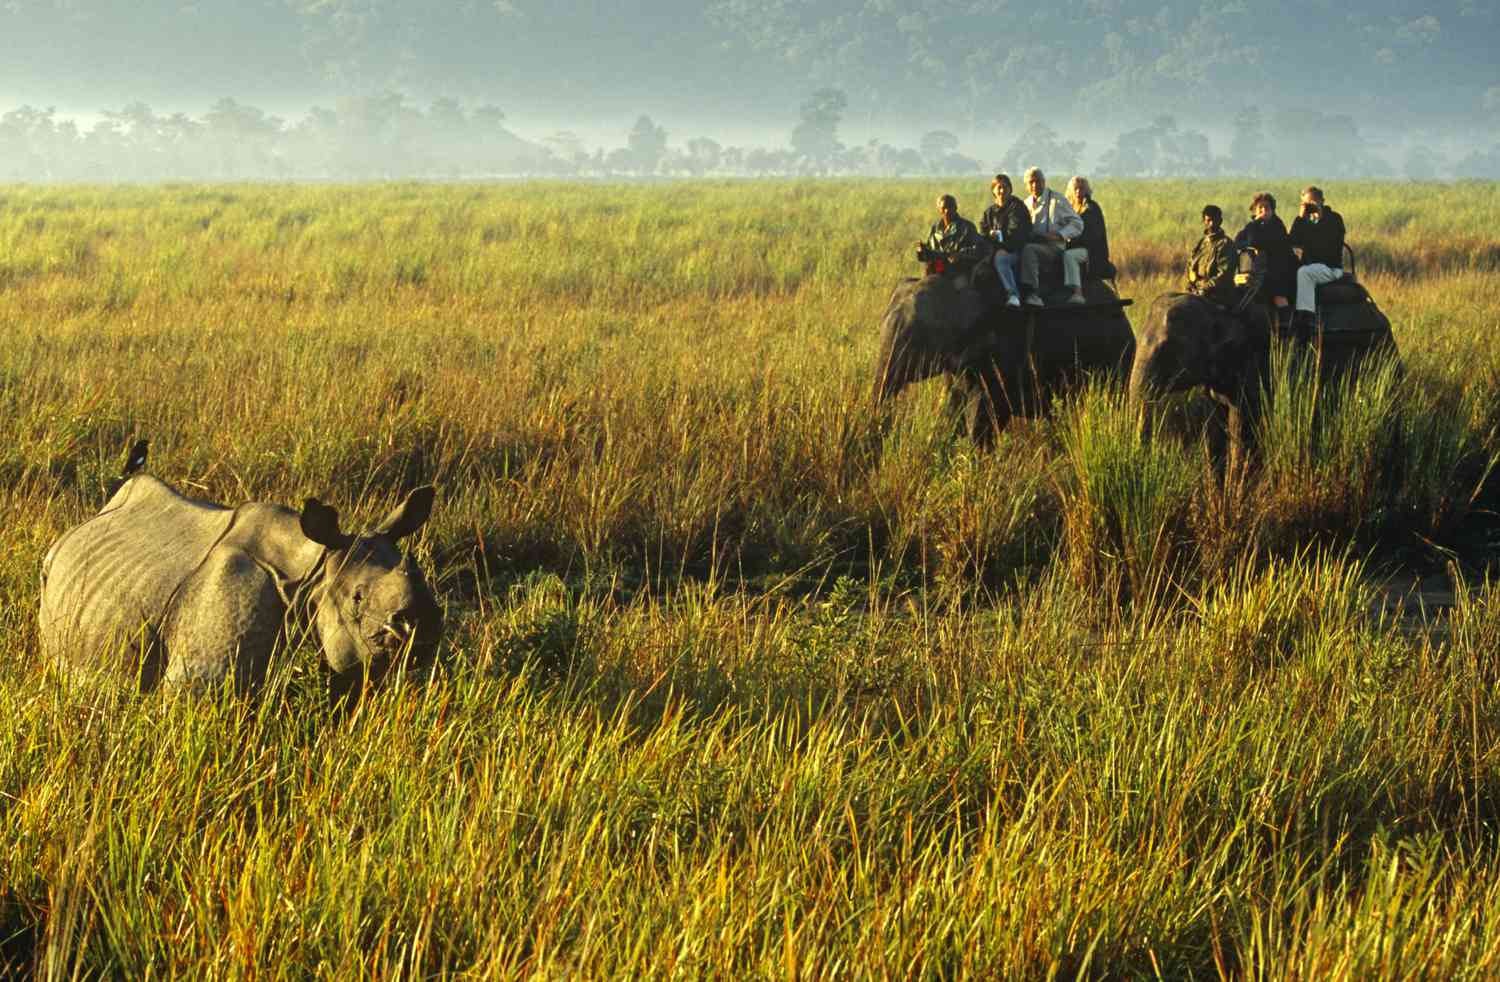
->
[2,0,1495,172]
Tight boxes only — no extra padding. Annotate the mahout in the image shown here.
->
[39,442,442,697]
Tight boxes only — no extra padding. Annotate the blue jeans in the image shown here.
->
[993,250,1020,297]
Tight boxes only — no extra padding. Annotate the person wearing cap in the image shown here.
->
[1019,166,1085,306]
[979,173,1031,307]
[1187,204,1238,306]
[920,193,989,289]
[1287,185,1346,330]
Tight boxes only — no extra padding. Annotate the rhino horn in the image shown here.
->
[375,486,435,541]
[300,498,353,549]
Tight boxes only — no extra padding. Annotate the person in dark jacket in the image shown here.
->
[1187,204,1237,306]
[1064,175,1111,302]
[920,193,989,288]
[1235,191,1295,323]
[1287,185,1347,329]
[979,173,1031,306]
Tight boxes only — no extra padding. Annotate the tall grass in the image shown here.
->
[1257,340,1500,552]
[1056,383,1202,601]
[3,180,1500,975]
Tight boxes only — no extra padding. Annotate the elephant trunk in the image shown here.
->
[873,329,904,405]
[1128,350,1152,403]
[1129,339,1167,404]
[1129,332,1181,446]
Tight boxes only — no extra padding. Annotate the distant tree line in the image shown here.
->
[3,91,1498,182]
[5,0,1493,139]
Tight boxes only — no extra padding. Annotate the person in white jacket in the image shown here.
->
[1020,167,1085,306]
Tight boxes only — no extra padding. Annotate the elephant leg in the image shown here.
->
[1202,401,1256,482]
[945,377,972,438]
[1027,369,1057,420]
[1234,377,1265,474]
[1204,401,1231,481]
[1223,398,1262,486]
[162,547,286,695]
[963,393,993,447]
[945,377,983,442]
[1226,407,1249,484]
[942,373,998,447]
[964,370,1013,448]
[1137,399,1156,445]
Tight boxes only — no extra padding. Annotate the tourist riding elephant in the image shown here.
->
[1129,290,1396,470]
[874,276,1135,446]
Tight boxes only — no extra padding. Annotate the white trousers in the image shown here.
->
[1296,263,1344,312]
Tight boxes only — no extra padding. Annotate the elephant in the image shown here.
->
[1129,287,1397,471]
[40,444,443,697]
[874,275,1136,446]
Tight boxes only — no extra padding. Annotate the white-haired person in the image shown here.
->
[1020,166,1085,306]
[1063,176,1111,303]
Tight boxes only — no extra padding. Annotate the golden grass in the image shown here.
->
[3,179,1500,977]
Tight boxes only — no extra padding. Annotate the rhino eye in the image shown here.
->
[352,588,365,612]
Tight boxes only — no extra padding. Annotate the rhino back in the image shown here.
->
[40,475,234,683]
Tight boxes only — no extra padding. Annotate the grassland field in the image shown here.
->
[3,179,1500,977]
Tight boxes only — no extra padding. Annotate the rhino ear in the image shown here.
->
[300,498,352,549]
[375,486,436,541]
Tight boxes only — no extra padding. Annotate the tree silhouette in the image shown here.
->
[790,87,847,170]
[920,130,958,164]
[204,98,284,178]
[1004,123,1084,179]
[1227,107,1273,177]
[684,137,723,175]
[626,115,668,174]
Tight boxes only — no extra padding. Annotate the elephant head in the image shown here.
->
[873,277,986,404]
[1130,295,1272,469]
[1130,295,1271,405]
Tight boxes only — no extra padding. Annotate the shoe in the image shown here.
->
[1067,293,1086,304]
[1024,294,1044,307]
[1006,295,1021,308]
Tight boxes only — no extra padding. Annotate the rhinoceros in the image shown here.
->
[39,453,442,695]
